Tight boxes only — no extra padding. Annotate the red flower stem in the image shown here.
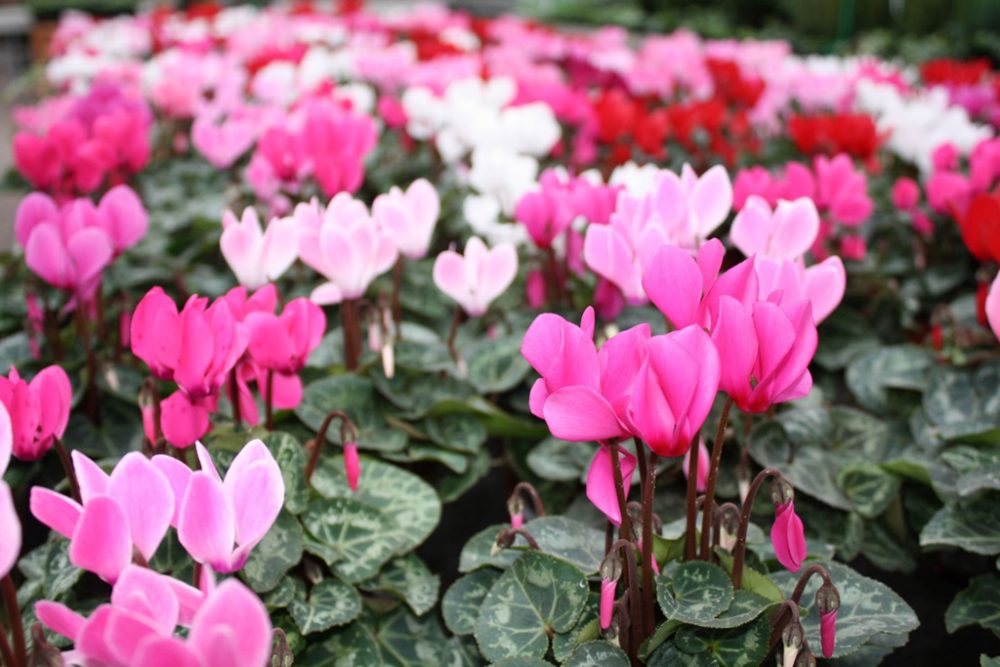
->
[606,441,632,544]
[52,438,80,504]
[609,539,642,667]
[265,369,274,431]
[228,368,241,429]
[790,564,834,605]
[684,434,701,561]
[637,445,657,640]
[0,626,16,667]
[731,467,782,588]
[1,576,25,666]
[510,482,546,517]
[699,398,734,560]
[341,298,361,371]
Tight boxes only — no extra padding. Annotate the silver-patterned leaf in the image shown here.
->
[945,574,1000,635]
[656,562,735,626]
[920,494,1000,555]
[474,552,589,661]
[368,554,441,617]
[459,517,605,575]
[443,569,502,635]
[242,510,304,593]
[289,578,362,635]
[302,497,402,582]
[297,621,381,666]
[563,640,630,666]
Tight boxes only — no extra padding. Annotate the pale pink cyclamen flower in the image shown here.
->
[711,296,817,413]
[986,273,1000,341]
[433,237,518,317]
[371,178,440,259]
[296,193,398,305]
[37,570,271,667]
[585,165,733,302]
[175,441,284,573]
[0,365,72,461]
[219,207,299,289]
[31,451,175,582]
[771,498,807,572]
[192,110,258,169]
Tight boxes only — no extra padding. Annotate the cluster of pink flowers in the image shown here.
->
[524,235,817,572]
[15,186,148,302]
[13,83,151,198]
[130,285,325,446]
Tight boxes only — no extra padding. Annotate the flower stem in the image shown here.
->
[228,368,241,429]
[606,441,632,544]
[638,446,657,639]
[341,298,361,371]
[790,564,834,605]
[510,482,546,517]
[609,539,642,667]
[75,304,101,425]
[391,258,404,339]
[731,467,783,588]
[304,410,358,484]
[52,438,80,504]
[0,626,16,667]
[1,576,25,666]
[265,369,274,431]
[684,436,700,561]
[699,398,733,560]
[446,305,463,366]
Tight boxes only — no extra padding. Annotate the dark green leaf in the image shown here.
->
[442,569,501,635]
[946,574,1000,636]
[289,578,362,634]
[242,510,304,593]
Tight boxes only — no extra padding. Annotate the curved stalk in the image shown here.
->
[700,398,734,560]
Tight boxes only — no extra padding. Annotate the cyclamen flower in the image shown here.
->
[712,296,817,413]
[372,178,440,259]
[0,365,72,461]
[642,239,758,331]
[771,498,807,572]
[0,404,17,581]
[31,451,175,582]
[219,207,299,289]
[959,192,1000,263]
[192,110,258,169]
[433,237,518,317]
[175,441,284,574]
[37,570,271,667]
[297,193,398,305]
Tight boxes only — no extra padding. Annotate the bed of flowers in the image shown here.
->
[1,2,1000,665]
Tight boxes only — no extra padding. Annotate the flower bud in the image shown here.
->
[343,442,361,492]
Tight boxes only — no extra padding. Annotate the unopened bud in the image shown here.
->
[343,442,361,492]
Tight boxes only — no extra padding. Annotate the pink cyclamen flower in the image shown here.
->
[245,297,326,374]
[372,178,440,259]
[682,439,710,493]
[0,402,10,474]
[754,256,846,324]
[97,185,149,255]
[771,499,807,572]
[297,193,398,305]
[343,442,361,492]
[31,451,175,582]
[891,177,920,211]
[0,480,19,580]
[821,608,838,658]
[522,308,640,443]
[642,239,758,331]
[192,111,258,169]
[37,572,271,667]
[176,441,284,573]
[14,192,114,299]
[131,287,248,399]
[220,207,299,290]
[813,154,873,226]
[712,296,817,413]
[585,444,636,526]
[986,273,1000,340]
[730,196,819,261]
[0,365,72,461]
[628,326,720,457]
[433,236,518,317]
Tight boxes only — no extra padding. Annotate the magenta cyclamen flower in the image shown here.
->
[37,568,271,667]
[771,498,807,573]
[987,273,1000,341]
[642,239,758,331]
[175,441,284,574]
[0,365,72,461]
[433,237,518,317]
[372,178,441,259]
[0,404,18,581]
[628,326,720,457]
[711,296,817,413]
[31,451,175,582]
[599,577,617,630]
[245,297,326,375]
